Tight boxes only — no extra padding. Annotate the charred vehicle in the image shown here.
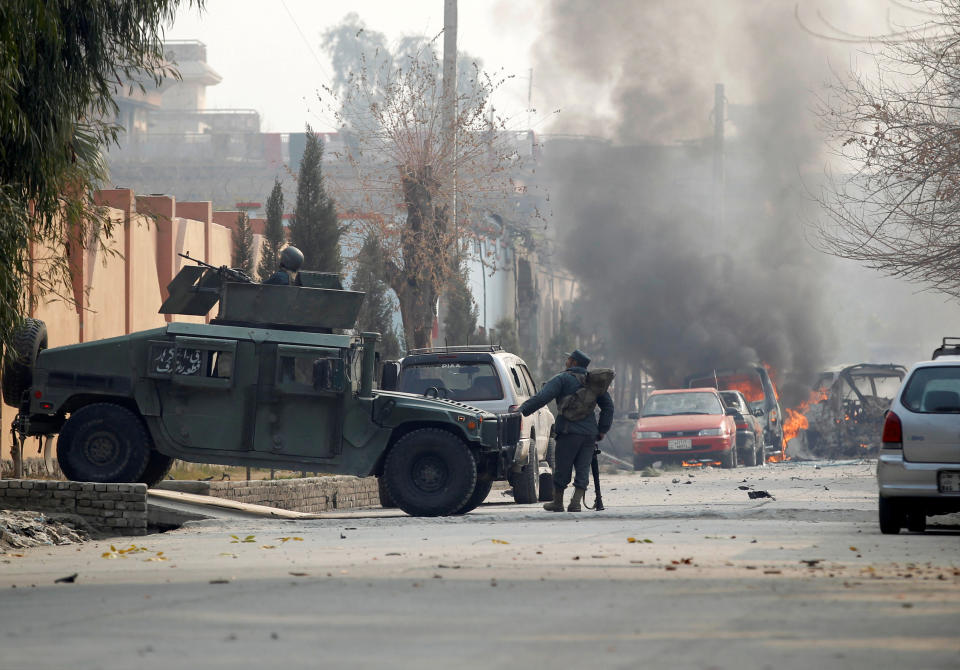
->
[3,262,521,517]
[685,366,783,456]
[719,390,766,466]
[801,363,906,458]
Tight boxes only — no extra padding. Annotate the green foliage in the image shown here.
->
[0,0,201,354]
[351,234,402,359]
[489,316,519,354]
[443,265,478,345]
[289,126,342,274]
[257,179,285,281]
[232,212,254,275]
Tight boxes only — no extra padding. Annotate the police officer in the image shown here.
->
[518,349,614,512]
[264,246,304,286]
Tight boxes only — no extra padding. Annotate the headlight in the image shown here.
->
[699,428,723,436]
[637,431,662,439]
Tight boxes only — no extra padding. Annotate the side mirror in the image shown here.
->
[627,411,640,420]
[753,408,765,417]
[725,407,739,416]
[380,361,400,391]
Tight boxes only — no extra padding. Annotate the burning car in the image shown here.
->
[790,363,906,459]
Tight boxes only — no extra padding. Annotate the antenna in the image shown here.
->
[713,369,720,390]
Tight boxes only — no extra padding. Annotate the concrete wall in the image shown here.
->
[0,481,148,536]
[1,189,237,460]
[158,476,379,513]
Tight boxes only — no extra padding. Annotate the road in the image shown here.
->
[1,461,957,670]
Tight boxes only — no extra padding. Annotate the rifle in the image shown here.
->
[178,252,255,284]
[585,442,604,511]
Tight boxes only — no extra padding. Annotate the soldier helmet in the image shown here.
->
[279,246,304,272]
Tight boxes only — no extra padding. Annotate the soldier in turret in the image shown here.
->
[264,246,304,286]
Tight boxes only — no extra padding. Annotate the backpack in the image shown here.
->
[556,368,615,421]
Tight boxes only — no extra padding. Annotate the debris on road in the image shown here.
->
[0,510,87,549]
[747,490,773,499]
[54,573,78,584]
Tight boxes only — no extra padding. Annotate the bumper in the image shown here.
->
[633,435,734,458]
[877,450,960,499]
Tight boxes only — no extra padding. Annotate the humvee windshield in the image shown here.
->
[399,362,504,401]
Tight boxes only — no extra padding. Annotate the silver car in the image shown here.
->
[387,345,555,504]
[877,340,960,533]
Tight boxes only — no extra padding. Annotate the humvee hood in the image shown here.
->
[372,389,496,418]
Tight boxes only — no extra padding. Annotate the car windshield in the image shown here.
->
[902,366,960,413]
[642,392,723,417]
[399,362,503,401]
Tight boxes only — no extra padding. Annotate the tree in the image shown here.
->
[257,179,285,281]
[0,0,202,354]
[351,234,402,359]
[489,316,519,354]
[321,17,527,349]
[815,2,960,298]
[443,263,478,345]
[289,126,341,274]
[232,212,254,275]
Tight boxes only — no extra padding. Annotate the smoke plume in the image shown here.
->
[533,0,848,405]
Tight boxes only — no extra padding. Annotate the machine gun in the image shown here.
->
[178,253,255,284]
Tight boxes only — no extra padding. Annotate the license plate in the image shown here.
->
[667,439,693,450]
[938,471,960,493]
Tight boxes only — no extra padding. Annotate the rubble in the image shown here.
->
[0,510,87,550]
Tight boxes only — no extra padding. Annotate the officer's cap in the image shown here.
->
[564,349,591,367]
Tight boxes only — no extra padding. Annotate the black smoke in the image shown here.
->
[533,0,841,405]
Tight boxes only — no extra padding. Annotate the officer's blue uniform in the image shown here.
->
[519,360,614,491]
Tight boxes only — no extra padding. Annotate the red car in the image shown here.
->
[630,388,739,470]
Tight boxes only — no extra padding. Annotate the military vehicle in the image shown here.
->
[3,260,521,517]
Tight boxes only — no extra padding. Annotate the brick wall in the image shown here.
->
[158,476,379,513]
[0,481,147,536]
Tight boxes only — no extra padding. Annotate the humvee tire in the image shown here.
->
[383,428,476,517]
[2,318,47,407]
[57,403,151,483]
[377,476,396,508]
[453,477,494,515]
[512,442,539,504]
[139,451,174,488]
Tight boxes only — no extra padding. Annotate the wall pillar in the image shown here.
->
[135,195,176,324]
[95,189,135,333]
[178,201,214,323]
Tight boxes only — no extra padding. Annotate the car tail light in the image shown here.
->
[508,405,519,413]
[735,422,748,430]
[881,410,902,448]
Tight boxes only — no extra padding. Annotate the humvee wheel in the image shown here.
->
[384,428,477,517]
[453,477,494,515]
[139,451,174,488]
[377,476,396,508]
[57,404,151,483]
[2,318,47,407]
[512,442,539,504]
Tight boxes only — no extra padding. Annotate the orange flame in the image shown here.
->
[781,388,830,445]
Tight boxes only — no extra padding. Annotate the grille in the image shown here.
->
[497,412,522,446]
[660,430,699,438]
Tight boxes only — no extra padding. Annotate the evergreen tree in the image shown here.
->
[289,125,341,273]
[490,316,519,354]
[257,179,285,281]
[232,212,254,275]
[351,234,401,359]
[443,264,478,345]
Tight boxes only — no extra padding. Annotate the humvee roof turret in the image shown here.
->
[4,262,521,516]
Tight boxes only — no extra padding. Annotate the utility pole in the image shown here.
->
[712,83,725,238]
[442,0,458,234]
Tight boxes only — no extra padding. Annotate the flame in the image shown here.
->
[775,387,831,461]
[681,460,722,468]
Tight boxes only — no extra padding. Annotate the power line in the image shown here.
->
[279,0,333,81]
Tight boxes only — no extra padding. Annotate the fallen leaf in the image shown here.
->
[289,572,309,577]
[849,546,858,552]
[491,539,509,545]
[278,537,304,543]
[627,537,637,543]
[260,545,276,550]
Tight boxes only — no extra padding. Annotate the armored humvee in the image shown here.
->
[3,262,521,516]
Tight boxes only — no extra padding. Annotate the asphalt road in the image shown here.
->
[1,461,958,670]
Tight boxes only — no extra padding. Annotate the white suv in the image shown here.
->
[877,338,960,533]
[384,346,555,504]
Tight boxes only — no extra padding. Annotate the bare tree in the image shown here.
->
[321,18,526,348]
[815,1,960,298]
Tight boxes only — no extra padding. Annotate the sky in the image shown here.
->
[166,0,545,133]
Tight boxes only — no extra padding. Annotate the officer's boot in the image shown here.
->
[543,486,565,512]
[567,487,586,512]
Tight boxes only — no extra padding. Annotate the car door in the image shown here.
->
[519,363,552,453]
[253,343,346,459]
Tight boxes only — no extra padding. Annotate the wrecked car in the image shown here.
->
[798,363,907,458]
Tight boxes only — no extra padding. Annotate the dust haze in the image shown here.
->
[532,0,960,404]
